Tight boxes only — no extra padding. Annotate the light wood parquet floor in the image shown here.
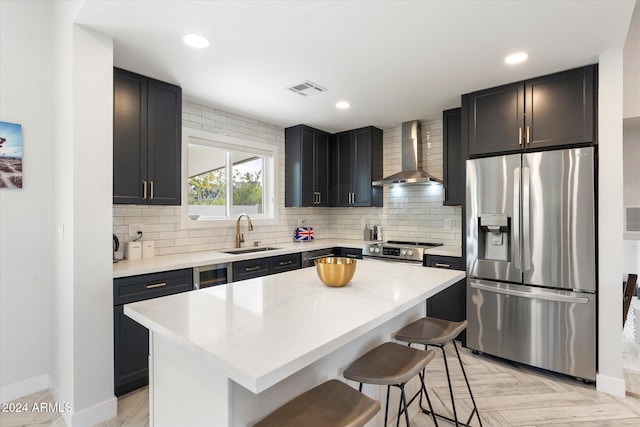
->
[2,346,640,427]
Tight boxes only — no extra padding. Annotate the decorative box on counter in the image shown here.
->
[294,227,314,242]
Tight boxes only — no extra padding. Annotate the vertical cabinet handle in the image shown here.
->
[526,126,530,145]
[518,127,523,145]
[143,180,148,199]
[318,192,321,205]
[149,181,154,200]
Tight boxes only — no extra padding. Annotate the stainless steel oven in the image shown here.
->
[362,241,442,264]
[193,263,232,289]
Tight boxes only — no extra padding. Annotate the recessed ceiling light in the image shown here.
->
[182,33,210,48]
[505,52,529,65]
[336,101,351,109]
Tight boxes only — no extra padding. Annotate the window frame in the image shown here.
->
[180,127,278,229]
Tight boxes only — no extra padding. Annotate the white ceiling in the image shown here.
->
[76,0,636,133]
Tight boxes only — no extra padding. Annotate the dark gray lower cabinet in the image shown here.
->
[233,253,302,281]
[270,253,301,274]
[233,258,271,281]
[334,247,363,259]
[113,268,193,396]
[424,255,466,345]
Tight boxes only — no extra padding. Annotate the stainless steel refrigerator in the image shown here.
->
[466,147,596,381]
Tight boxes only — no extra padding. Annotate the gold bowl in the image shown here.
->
[315,257,357,287]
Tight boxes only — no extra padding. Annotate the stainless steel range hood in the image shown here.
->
[372,120,442,186]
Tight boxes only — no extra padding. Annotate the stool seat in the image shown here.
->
[395,317,467,346]
[343,342,438,427]
[253,379,380,427]
[343,342,436,385]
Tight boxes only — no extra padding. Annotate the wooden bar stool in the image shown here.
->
[253,379,380,427]
[343,342,438,427]
[395,318,482,427]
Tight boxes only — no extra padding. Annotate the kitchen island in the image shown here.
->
[125,260,464,426]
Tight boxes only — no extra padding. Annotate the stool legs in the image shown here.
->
[419,341,482,427]
[358,374,437,427]
[452,341,482,427]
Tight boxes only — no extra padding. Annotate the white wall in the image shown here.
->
[596,50,626,397]
[0,1,117,424]
[0,0,53,402]
[50,4,117,424]
[70,25,117,423]
[624,1,640,119]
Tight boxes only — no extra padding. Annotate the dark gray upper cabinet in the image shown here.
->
[442,107,464,206]
[331,126,383,207]
[113,68,182,205]
[285,125,330,207]
[468,64,596,157]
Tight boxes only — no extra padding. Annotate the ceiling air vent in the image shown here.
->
[287,81,327,96]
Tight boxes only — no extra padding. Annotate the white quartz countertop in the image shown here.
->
[113,239,363,278]
[113,238,462,278]
[124,260,465,394]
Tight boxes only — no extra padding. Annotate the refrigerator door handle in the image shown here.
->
[469,282,591,304]
[513,167,521,271]
[522,166,531,271]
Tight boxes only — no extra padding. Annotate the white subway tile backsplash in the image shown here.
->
[113,106,462,257]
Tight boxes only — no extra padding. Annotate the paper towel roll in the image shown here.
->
[125,241,142,260]
[142,241,155,259]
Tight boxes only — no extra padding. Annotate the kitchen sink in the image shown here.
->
[221,247,281,255]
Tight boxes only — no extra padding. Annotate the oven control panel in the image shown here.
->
[362,243,424,263]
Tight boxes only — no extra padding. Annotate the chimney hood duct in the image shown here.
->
[372,120,442,186]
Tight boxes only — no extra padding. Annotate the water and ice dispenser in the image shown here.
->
[478,214,510,262]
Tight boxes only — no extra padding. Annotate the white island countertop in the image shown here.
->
[125,260,464,394]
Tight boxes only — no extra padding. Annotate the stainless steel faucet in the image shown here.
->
[235,213,253,248]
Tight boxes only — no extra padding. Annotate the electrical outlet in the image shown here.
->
[444,219,452,231]
[128,223,144,238]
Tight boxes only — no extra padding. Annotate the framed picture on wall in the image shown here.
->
[0,121,23,189]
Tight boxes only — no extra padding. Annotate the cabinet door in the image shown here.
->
[425,255,466,344]
[314,131,330,207]
[333,131,353,207]
[301,127,317,206]
[114,268,193,305]
[113,68,148,204]
[270,253,301,274]
[525,65,595,150]
[114,305,149,396]
[147,78,182,205]
[469,82,525,156]
[443,108,464,206]
[352,128,373,206]
[335,247,363,259]
[233,258,271,281]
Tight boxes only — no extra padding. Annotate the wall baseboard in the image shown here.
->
[49,380,117,427]
[596,373,626,397]
[0,374,49,403]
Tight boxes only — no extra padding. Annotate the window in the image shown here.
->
[182,129,277,226]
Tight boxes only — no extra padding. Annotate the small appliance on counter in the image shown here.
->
[142,241,155,259]
[113,234,120,263]
[294,226,314,242]
[125,241,142,260]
